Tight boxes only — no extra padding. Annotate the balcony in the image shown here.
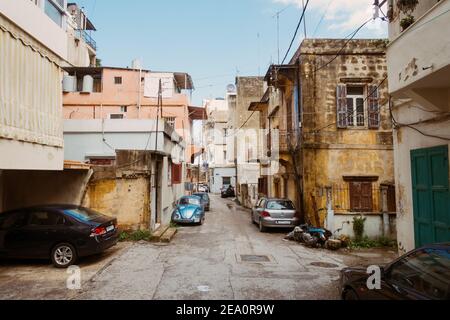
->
[387,0,450,108]
[76,29,97,51]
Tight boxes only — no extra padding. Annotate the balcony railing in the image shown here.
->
[76,29,97,51]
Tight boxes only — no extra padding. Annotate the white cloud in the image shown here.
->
[274,0,387,37]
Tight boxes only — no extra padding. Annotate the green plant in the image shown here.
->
[397,0,419,15]
[349,236,397,249]
[119,230,152,242]
[400,15,415,30]
[353,216,367,241]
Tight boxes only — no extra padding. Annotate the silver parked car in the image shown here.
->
[251,198,300,232]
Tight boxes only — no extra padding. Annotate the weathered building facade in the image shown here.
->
[387,0,450,253]
[258,39,396,239]
[234,77,265,208]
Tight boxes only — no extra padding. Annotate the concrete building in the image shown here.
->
[256,39,396,240]
[387,0,450,253]
[205,97,236,193]
[66,2,97,67]
[64,119,186,231]
[62,66,199,163]
[0,0,70,211]
[234,77,265,208]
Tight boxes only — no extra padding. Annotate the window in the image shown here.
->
[172,163,182,185]
[336,84,380,129]
[222,177,231,186]
[266,200,295,210]
[164,117,176,128]
[388,248,450,300]
[120,106,128,113]
[28,211,64,226]
[109,114,125,119]
[349,181,373,212]
[63,208,102,222]
[179,197,200,206]
[44,0,64,26]
[0,211,27,229]
[223,150,227,162]
[114,77,122,85]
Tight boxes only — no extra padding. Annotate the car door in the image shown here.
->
[24,210,68,258]
[379,248,450,300]
[0,210,30,257]
[254,199,266,222]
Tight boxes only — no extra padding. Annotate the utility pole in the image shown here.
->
[273,5,290,64]
[153,79,162,225]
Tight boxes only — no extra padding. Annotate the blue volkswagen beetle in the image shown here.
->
[171,196,205,225]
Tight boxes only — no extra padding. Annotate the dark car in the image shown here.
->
[221,185,235,198]
[0,205,118,268]
[193,192,210,211]
[340,243,450,300]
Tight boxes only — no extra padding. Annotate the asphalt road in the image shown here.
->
[0,194,398,300]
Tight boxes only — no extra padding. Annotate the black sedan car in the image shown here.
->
[221,185,235,198]
[340,243,450,300]
[0,205,118,268]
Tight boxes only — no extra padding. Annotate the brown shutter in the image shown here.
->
[368,85,380,129]
[350,182,373,212]
[337,84,348,128]
[172,164,182,185]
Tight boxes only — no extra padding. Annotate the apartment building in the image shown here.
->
[387,0,450,252]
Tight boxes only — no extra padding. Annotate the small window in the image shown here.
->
[109,114,125,119]
[28,211,64,226]
[120,106,128,113]
[223,150,227,162]
[114,77,123,85]
[222,177,231,186]
[349,181,373,212]
[164,117,176,128]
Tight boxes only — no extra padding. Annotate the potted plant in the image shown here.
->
[397,0,419,31]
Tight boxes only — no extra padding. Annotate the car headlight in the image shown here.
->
[173,211,181,219]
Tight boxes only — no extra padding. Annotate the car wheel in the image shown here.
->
[343,288,359,301]
[259,219,267,232]
[199,217,205,225]
[51,243,77,268]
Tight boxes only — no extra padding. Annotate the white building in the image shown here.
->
[387,0,450,253]
[205,97,237,193]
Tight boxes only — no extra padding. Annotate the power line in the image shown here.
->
[314,18,374,73]
[281,0,310,64]
[312,0,335,37]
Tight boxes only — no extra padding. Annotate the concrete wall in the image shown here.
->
[1,169,92,212]
[393,103,450,253]
[334,213,397,240]
[297,39,394,227]
[210,167,236,194]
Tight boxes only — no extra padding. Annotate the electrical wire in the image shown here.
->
[314,17,374,73]
[281,0,310,64]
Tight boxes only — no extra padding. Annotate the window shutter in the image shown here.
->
[172,164,182,185]
[368,85,380,129]
[336,84,348,128]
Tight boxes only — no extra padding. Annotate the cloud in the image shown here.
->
[273,0,387,37]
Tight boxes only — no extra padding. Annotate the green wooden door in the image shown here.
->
[411,145,450,248]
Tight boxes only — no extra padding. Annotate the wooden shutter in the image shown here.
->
[368,85,380,129]
[350,182,373,212]
[337,84,348,128]
[172,164,182,185]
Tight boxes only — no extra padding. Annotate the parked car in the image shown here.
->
[0,205,118,268]
[171,196,205,225]
[193,192,210,211]
[251,198,300,232]
[340,243,450,300]
[221,185,235,198]
[197,184,209,193]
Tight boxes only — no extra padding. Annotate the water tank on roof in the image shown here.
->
[63,75,76,92]
[82,75,94,93]
[131,59,142,70]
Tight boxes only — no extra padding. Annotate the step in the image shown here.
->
[160,227,178,243]
[151,225,170,242]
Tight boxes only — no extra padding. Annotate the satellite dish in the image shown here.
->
[226,84,236,93]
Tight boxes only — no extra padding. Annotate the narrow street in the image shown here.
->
[74,195,395,300]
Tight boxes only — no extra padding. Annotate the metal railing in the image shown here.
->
[76,30,97,51]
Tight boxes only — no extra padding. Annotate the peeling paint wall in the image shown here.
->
[298,39,395,230]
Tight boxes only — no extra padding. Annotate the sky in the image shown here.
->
[75,0,388,106]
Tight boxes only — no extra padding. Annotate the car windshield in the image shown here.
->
[266,200,295,210]
[63,208,103,222]
[179,197,200,206]
[194,194,208,201]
